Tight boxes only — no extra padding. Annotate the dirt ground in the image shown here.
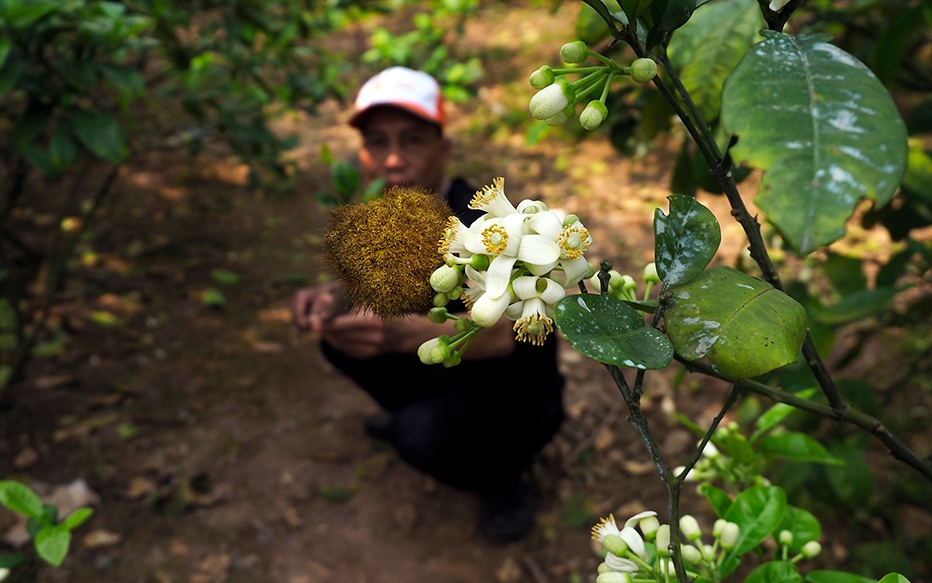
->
[2,3,931,582]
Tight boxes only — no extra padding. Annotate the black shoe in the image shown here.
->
[364,412,394,442]
[480,479,539,544]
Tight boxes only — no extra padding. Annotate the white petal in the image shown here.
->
[471,291,511,327]
[528,210,563,240]
[624,511,658,529]
[501,213,528,256]
[618,527,647,559]
[603,553,639,573]
[518,234,561,265]
[505,300,524,321]
[511,276,540,300]
[561,256,591,287]
[539,278,566,305]
[485,255,517,299]
[464,265,485,288]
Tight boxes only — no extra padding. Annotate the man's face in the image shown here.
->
[358,107,451,194]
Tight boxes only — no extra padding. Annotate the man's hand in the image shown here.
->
[292,284,391,359]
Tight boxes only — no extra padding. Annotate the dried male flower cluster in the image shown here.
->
[324,186,450,318]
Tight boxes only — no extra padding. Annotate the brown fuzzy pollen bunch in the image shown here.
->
[324,186,451,318]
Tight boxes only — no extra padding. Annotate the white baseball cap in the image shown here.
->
[348,66,445,129]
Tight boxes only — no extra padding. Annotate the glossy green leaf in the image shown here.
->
[667,0,763,122]
[776,506,821,554]
[654,194,721,285]
[35,525,70,566]
[723,485,787,566]
[698,483,732,517]
[824,442,873,507]
[875,575,911,583]
[721,32,908,255]
[0,481,44,519]
[903,139,932,203]
[806,571,877,583]
[554,294,674,369]
[745,562,801,583]
[757,432,843,465]
[70,110,129,163]
[664,266,807,378]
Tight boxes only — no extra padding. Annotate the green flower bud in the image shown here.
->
[428,307,448,324]
[597,562,611,574]
[701,544,716,561]
[560,40,589,64]
[639,514,660,540]
[545,102,576,126]
[442,351,462,368]
[530,77,575,120]
[801,541,822,558]
[580,100,609,130]
[562,213,581,227]
[447,286,464,300]
[713,519,728,538]
[630,57,658,83]
[778,530,793,546]
[601,533,628,556]
[529,65,555,89]
[680,515,702,541]
[433,292,450,307]
[454,317,472,332]
[470,254,491,271]
[430,264,461,293]
[418,338,442,364]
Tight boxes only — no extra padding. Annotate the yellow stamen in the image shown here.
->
[591,514,616,540]
[558,225,591,259]
[437,215,459,254]
[513,314,554,346]
[468,177,506,210]
[482,224,508,254]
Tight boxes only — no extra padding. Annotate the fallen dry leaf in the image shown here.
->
[83,529,122,548]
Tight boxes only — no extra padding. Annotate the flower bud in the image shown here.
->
[580,100,609,130]
[596,573,632,583]
[642,262,659,284]
[680,515,702,541]
[454,317,472,332]
[801,541,822,558]
[778,529,793,547]
[529,65,555,89]
[442,351,462,367]
[428,307,448,324]
[681,544,702,564]
[430,264,461,293]
[562,213,581,227]
[713,519,727,538]
[701,544,716,561]
[470,254,491,271]
[560,40,589,64]
[719,521,740,550]
[639,514,660,540]
[630,57,657,83]
[447,286,464,300]
[545,103,576,126]
[433,292,450,307]
[418,338,441,364]
[530,78,575,120]
[655,524,670,556]
[601,533,628,556]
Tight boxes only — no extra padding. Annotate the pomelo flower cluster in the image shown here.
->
[418,177,594,366]
[528,40,657,130]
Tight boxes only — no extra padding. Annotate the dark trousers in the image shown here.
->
[321,338,565,494]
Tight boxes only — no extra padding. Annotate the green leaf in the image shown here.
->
[650,0,695,33]
[751,388,817,439]
[806,571,877,583]
[722,485,787,567]
[664,266,807,378]
[721,32,908,255]
[697,483,732,517]
[744,562,801,583]
[100,64,145,97]
[0,38,11,69]
[0,481,44,519]
[60,507,93,531]
[653,194,721,285]
[667,0,763,122]
[70,110,129,163]
[902,139,932,203]
[875,575,912,583]
[823,442,873,507]
[554,294,674,369]
[35,525,70,566]
[817,287,896,326]
[331,160,360,199]
[776,506,821,554]
[757,432,844,465]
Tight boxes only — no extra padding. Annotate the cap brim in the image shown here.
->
[348,103,443,129]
